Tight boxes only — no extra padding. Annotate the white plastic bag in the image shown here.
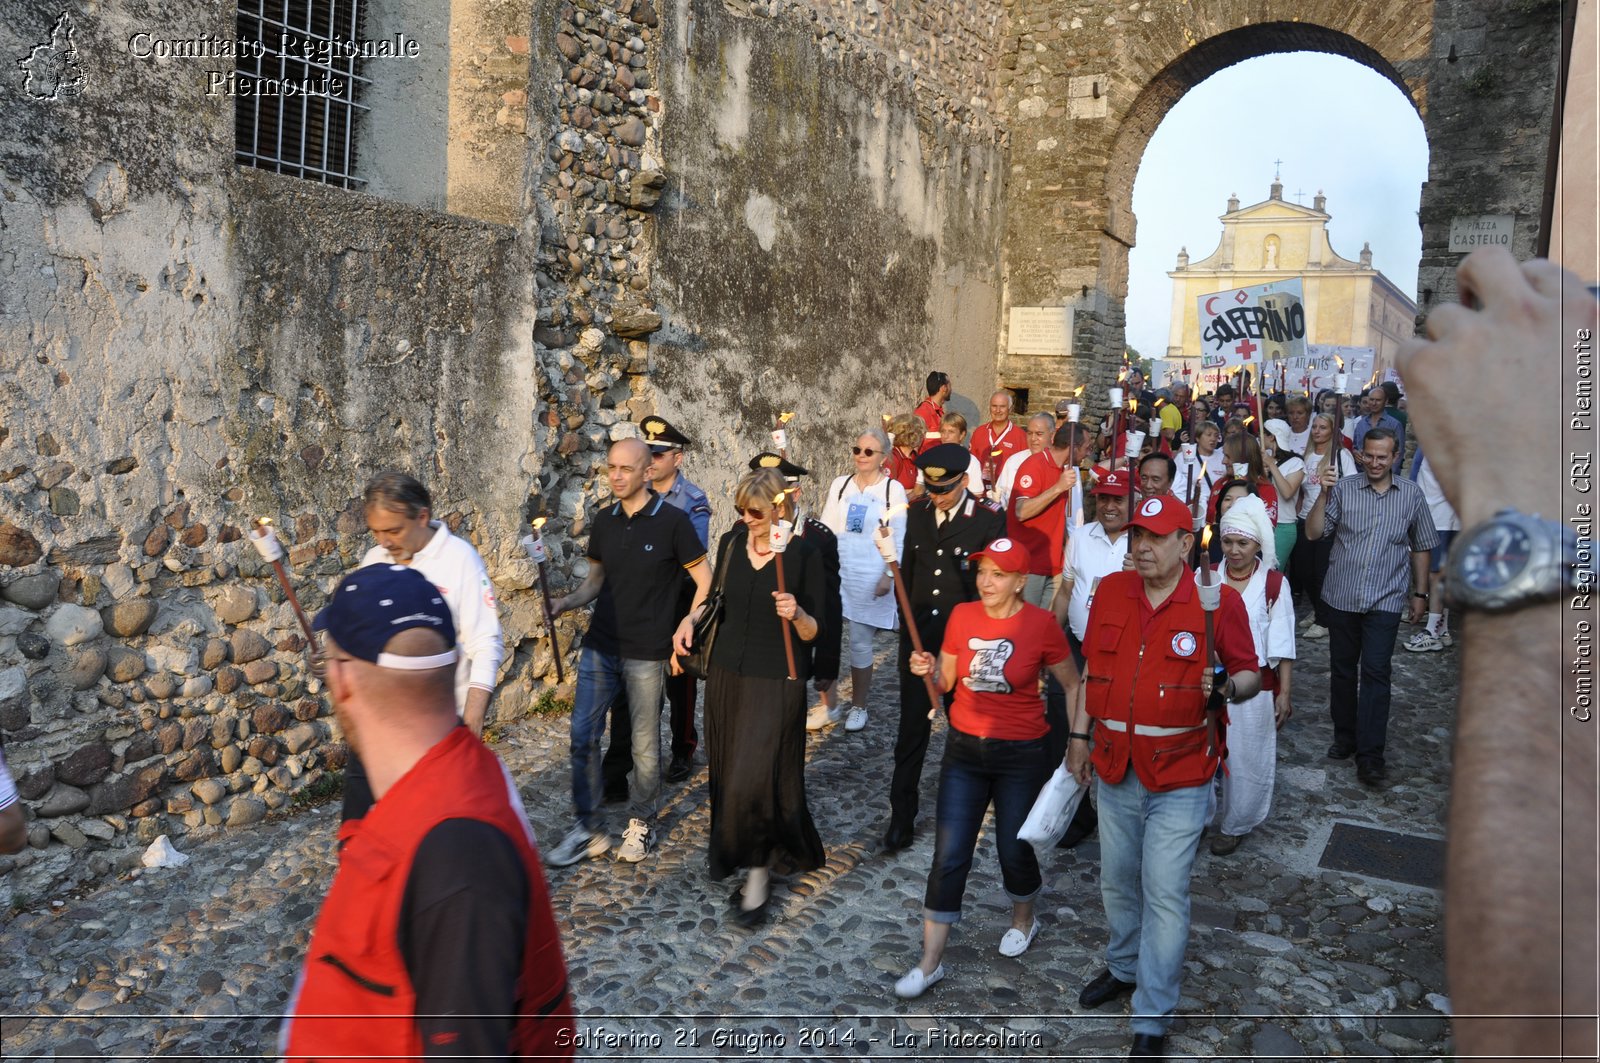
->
[1018,764,1087,853]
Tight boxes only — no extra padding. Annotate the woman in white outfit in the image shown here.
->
[818,426,908,732]
[1202,493,1295,856]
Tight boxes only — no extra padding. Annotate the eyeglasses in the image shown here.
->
[851,446,880,456]
[736,507,770,519]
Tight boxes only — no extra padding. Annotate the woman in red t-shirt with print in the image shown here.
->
[893,538,1081,999]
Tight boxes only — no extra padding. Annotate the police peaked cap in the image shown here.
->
[641,416,693,450]
[748,452,809,479]
[915,444,971,486]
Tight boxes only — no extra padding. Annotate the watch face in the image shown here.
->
[1460,523,1533,591]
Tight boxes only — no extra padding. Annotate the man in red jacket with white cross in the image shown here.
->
[1066,493,1259,1062]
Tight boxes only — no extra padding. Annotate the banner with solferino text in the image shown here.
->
[1197,279,1307,369]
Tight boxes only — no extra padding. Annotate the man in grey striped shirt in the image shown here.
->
[1305,428,1438,787]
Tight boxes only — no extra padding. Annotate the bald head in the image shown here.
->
[607,437,652,504]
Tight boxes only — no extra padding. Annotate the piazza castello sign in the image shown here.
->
[1447,215,1515,252]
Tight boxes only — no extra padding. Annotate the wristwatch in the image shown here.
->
[1445,508,1590,612]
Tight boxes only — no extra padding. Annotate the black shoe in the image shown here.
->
[1078,968,1137,1009]
[882,823,914,852]
[732,893,770,928]
[1326,744,1355,760]
[603,782,628,804]
[1127,1033,1166,1060]
[1356,762,1388,787]
[665,755,692,783]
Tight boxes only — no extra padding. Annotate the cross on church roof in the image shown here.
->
[1294,188,1304,203]
[1274,158,1283,181]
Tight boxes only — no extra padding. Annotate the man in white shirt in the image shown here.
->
[995,412,1055,508]
[1054,469,1131,669]
[361,472,505,734]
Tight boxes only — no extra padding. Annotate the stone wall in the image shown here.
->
[641,0,1009,497]
[0,0,1008,898]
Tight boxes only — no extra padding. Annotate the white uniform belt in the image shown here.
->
[1097,720,1205,737]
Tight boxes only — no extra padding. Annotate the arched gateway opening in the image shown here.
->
[995,2,1560,412]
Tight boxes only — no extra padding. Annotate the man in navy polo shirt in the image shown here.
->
[546,437,711,865]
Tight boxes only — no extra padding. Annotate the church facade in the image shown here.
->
[1164,182,1419,381]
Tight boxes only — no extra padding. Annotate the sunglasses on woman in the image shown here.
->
[852,446,879,456]
[736,507,770,519]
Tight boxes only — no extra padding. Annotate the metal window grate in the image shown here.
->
[235,0,369,188]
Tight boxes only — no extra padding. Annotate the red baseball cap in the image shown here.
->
[970,537,1032,574]
[1091,469,1130,497]
[1126,493,1192,536]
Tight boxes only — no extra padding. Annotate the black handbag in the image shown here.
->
[678,529,739,680]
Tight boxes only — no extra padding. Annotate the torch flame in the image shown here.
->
[881,412,891,424]
[1201,526,1213,549]
[1127,399,1138,412]
[778,411,795,425]
[878,502,910,527]
[1334,356,1345,370]
[990,448,1003,457]
[254,516,273,529]
[531,517,548,530]
[1073,384,1086,397]
[772,492,788,506]
[1244,415,1256,426]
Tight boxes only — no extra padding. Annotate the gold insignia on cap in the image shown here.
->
[759,454,782,467]
[924,466,947,479]
[643,417,668,437]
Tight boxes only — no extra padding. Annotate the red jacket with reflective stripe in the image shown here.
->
[283,728,573,1061]
[1082,569,1254,792]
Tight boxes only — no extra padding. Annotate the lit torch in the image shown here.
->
[769,492,799,681]
[772,411,796,458]
[1068,384,1084,427]
[874,507,942,718]
[521,517,564,684]
[1334,356,1349,440]
[249,518,316,645]
[1125,397,1141,510]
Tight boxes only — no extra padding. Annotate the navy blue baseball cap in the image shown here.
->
[313,564,458,669]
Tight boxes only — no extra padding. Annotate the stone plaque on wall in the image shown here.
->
[1448,215,1514,252]
[1007,306,1074,356]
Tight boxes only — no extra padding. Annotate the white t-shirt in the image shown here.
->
[0,746,17,813]
[1287,427,1311,455]
[1415,457,1460,533]
[1273,456,1305,525]
[1298,448,1357,519]
[361,521,505,712]
[1062,521,1129,641]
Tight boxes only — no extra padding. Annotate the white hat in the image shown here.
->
[1219,493,1277,570]
[1263,418,1294,453]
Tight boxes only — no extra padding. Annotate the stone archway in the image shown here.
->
[994,0,1563,408]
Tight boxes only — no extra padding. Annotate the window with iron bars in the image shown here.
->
[235,0,370,188]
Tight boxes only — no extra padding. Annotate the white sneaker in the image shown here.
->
[545,825,610,867]
[1404,630,1445,653]
[894,963,945,999]
[617,818,654,863]
[806,702,844,731]
[844,705,869,732]
[1300,623,1328,641]
[998,918,1040,958]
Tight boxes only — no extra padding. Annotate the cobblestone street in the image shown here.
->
[0,628,1459,1061]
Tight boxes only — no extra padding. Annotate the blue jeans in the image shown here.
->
[923,729,1051,922]
[1096,772,1210,1036]
[1325,607,1402,768]
[571,648,666,830]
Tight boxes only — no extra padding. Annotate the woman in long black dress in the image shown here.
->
[675,468,828,927]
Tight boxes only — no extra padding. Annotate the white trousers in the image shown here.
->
[1210,688,1277,837]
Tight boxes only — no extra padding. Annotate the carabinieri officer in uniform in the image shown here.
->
[883,443,1007,852]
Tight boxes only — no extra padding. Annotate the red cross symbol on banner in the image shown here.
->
[1234,338,1258,360]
